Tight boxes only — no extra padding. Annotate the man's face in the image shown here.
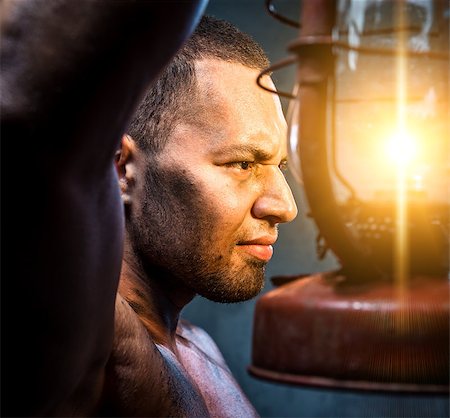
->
[129,59,297,303]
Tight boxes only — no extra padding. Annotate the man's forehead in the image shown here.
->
[192,59,284,123]
[195,58,285,120]
[168,115,287,162]
[165,58,287,158]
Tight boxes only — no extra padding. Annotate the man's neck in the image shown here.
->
[118,245,196,349]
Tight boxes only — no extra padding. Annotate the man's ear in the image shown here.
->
[115,134,138,205]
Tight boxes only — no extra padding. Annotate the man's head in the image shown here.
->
[126,15,270,155]
[117,16,297,303]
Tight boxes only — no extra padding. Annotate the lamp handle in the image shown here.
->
[265,0,300,29]
[257,36,448,99]
[256,56,297,99]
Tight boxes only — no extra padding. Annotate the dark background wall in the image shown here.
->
[182,1,449,416]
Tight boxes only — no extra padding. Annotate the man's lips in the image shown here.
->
[237,237,277,262]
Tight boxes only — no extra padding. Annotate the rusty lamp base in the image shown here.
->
[249,272,450,393]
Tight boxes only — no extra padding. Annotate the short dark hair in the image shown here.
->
[127,15,270,154]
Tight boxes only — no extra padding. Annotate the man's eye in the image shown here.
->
[227,161,254,170]
[278,160,288,172]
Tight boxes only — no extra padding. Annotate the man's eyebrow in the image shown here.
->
[212,144,274,161]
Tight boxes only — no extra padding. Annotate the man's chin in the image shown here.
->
[196,268,266,303]
[200,290,262,304]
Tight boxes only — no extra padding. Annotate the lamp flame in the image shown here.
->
[386,130,418,167]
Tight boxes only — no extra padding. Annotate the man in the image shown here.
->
[2,3,297,417]
[111,15,297,417]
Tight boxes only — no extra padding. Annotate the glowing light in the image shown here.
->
[394,3,409,315]
[386,130,418,167]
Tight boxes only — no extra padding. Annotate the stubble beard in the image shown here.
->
[128,164,265,303]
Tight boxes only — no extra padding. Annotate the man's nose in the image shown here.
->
[251,167,298,225]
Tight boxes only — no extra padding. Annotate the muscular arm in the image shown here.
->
[1,1,207,415]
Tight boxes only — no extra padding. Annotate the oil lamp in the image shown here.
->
[249,0,449,392]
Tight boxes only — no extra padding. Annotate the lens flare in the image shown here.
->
[386,130,418,167]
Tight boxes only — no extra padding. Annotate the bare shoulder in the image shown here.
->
[176,318,259,417]
[99,295,209,417]
[177,318,229,368]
